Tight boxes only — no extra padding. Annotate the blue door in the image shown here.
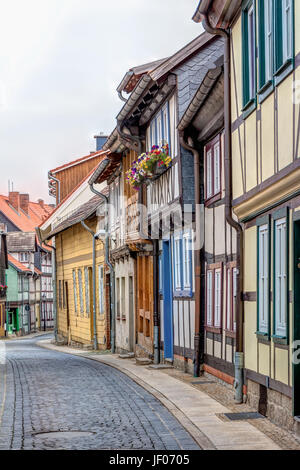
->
[162,240,173,360]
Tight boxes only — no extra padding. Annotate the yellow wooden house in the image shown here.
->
[194,0,300,430]
[38,195,109,349]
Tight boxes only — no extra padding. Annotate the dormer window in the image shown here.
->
[19,252,29,263]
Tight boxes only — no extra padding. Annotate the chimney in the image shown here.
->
[94,133,108,151]
[8,192,20,212]
[38,199,44,209]
[20,194,30,214]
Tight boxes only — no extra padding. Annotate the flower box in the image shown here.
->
[126,143,171,190]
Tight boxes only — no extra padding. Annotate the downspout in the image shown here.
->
[80,221,98,350]
[117,121,142,155]
[201,13,244,403]
[48,171,61,205]
[41,237,58,342]
[89,183,116,354]
[179,134,204,377]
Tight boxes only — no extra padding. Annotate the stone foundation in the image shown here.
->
[247,379,296,431]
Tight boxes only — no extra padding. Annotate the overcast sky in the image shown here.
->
[0,0,202,203]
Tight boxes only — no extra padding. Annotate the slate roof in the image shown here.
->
[172,35,224,120]
[43,194,106,241]
[6,232,37,253]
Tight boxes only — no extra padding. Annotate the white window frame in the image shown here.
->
[258,224,270,334]
[98,265,104,315]
[85,267,90,315]
[214,269,222,328]
[78,269,84,314]
[207,270,213,327]
[174,236,181,291]
[72,270,78,314]
[274,217,287,338]
[282,0,292,62]
[182,232,192,290]
[248,4,256,100]
[265,0,273,82]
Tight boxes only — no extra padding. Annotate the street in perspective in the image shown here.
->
[1,0,300,457]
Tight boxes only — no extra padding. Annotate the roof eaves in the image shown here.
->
[117,74,152,123]
[178,66,223,132]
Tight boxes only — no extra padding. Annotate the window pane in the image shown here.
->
[72,270,77,314]
[207,271,213,326]
[226,269,231,330]
[275,219,287,336]
[85,267,90,315]
[214,142,221,194]
[99,266,104,315]
[207,149,213,198]
[248,5,256,99]
[214,270,221,328]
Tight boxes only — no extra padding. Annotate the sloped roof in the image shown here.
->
[149,32,214,81]
[41,194,106,241]
[6,232,37,252]
[0,195,53,232]
[40,161,105,229]
[117,58,167,95]
[7,254,31,273]
[49,149,110,175]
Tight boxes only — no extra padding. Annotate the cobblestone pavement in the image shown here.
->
[0,336,199,450]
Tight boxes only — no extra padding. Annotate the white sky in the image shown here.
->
[0,0,202,203]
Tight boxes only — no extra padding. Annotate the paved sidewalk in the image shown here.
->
[39,339,280,450]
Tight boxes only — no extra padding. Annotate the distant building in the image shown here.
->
[0,192,54,335]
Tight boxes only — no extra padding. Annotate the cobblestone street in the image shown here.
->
[0,336,199,450]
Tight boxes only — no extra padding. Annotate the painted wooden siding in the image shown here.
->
[54,154,105,203]
[55,219,107,348]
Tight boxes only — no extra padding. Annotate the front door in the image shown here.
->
[162,240,173,360]
[293,220,300,417]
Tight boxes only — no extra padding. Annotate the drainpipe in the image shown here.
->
[201,13,244,403]
[117,121,142,155]
[48,171,61,205]
[89,183,116,354]
[80,221,98,350]
[179,133,204,377]
[41,238,58,342]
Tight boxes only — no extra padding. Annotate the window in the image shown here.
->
[279,0,293,65]
[206,264,223,330]
[116,278,120,319]
[258,0,273,89]
[257,222,270,335]
[242,0,256,110]
[98,265,104,315]
[226,266,238,333]
[72,270,78,314]
[78,269,84,314]
[148,102,170,152]
[19,252,29,262]
[121,277,126,318]
[58,280,62,309]
[159,254,163,293]
[274,217,288,338]
[85,267,90,315]
[172,231,193,297]
[205,136,221,201]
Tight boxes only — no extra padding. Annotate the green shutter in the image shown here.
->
[258,0,266,89]
[274,0,284,71]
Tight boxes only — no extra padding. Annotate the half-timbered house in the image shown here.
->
[111,32,227,373]
[194,0,300,430]
[0,232,8,337]
[177,37,240,384]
